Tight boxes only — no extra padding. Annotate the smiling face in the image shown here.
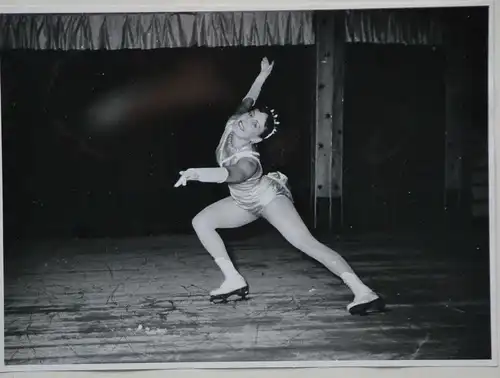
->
[232,109,269,144]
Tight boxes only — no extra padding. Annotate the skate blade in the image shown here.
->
[349,297,386,316]
[210,285,250,304]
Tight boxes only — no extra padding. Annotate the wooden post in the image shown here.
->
[313,11,345,230]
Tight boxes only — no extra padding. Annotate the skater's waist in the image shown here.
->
[228,171,289,194]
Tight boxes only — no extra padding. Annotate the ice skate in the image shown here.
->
[209,276,249,304]
[347,291,386,315]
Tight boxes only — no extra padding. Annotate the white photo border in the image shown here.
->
[0,0,498,376]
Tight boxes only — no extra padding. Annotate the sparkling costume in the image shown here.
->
[215,115,293,216]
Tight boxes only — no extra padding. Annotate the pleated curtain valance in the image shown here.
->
[0,9,445,51]
[344,9,444,45]
[0,11,315,50]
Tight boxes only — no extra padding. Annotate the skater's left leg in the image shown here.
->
[261,195,383,313]
[192,196,258,299]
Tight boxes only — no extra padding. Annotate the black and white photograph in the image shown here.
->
[0,3,495,370]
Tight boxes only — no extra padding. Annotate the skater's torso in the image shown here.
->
[216,117,265,195]
[215,117,292,215]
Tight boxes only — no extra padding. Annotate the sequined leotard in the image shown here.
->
[215,115,293,216]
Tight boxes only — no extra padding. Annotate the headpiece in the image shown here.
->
[264,107,279,139]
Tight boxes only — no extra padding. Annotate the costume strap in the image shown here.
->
[220,151,260,166]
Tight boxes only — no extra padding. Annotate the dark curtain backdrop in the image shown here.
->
[1,46,316,240]
[342,44,446,232]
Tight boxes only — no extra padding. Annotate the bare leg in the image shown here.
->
[192,196,258,295]
[261,196,381,311]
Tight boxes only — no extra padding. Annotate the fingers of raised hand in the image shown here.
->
[261,58,274,74]
[261,57,269,68]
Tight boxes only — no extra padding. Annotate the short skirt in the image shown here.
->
[228,171,293,216]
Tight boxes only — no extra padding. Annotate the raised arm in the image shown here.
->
[232,57,274,117]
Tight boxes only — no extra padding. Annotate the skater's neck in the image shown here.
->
[229,132,253,151]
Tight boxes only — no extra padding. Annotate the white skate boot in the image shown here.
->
[209,275,249,304]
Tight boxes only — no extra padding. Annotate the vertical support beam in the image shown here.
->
[313,11,346,230]
[332,16,346,227]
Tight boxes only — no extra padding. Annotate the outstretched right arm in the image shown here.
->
[231,57,274,118]
[173,157,258,188]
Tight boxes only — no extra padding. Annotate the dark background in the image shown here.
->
[343,44,447,232]
[1,46,316,240]
[341,7,488,234]
[0,7,489,243]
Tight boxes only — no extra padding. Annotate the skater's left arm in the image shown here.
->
[174,159,258,187]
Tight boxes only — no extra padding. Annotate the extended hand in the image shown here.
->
[260,57,274,76]
[174,169,199,187]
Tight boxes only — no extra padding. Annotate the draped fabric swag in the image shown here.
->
[0,9,446,51]
[344,9,444,45]
[0,12,315,50]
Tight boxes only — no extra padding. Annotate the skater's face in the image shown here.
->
[233,109,269,144]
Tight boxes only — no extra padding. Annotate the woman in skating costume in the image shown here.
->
[174,58,385,315]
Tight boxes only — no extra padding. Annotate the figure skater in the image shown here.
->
[174,57,384,315]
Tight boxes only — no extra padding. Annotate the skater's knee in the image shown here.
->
[191,214,205,231]
[290,233,330,259]
[192,212,213,232]
[287,231,317,252]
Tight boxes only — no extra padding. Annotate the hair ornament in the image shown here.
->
[264,108,279,139]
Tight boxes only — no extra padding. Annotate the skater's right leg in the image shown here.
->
[191,196,258,298]
[261,195,384,315]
